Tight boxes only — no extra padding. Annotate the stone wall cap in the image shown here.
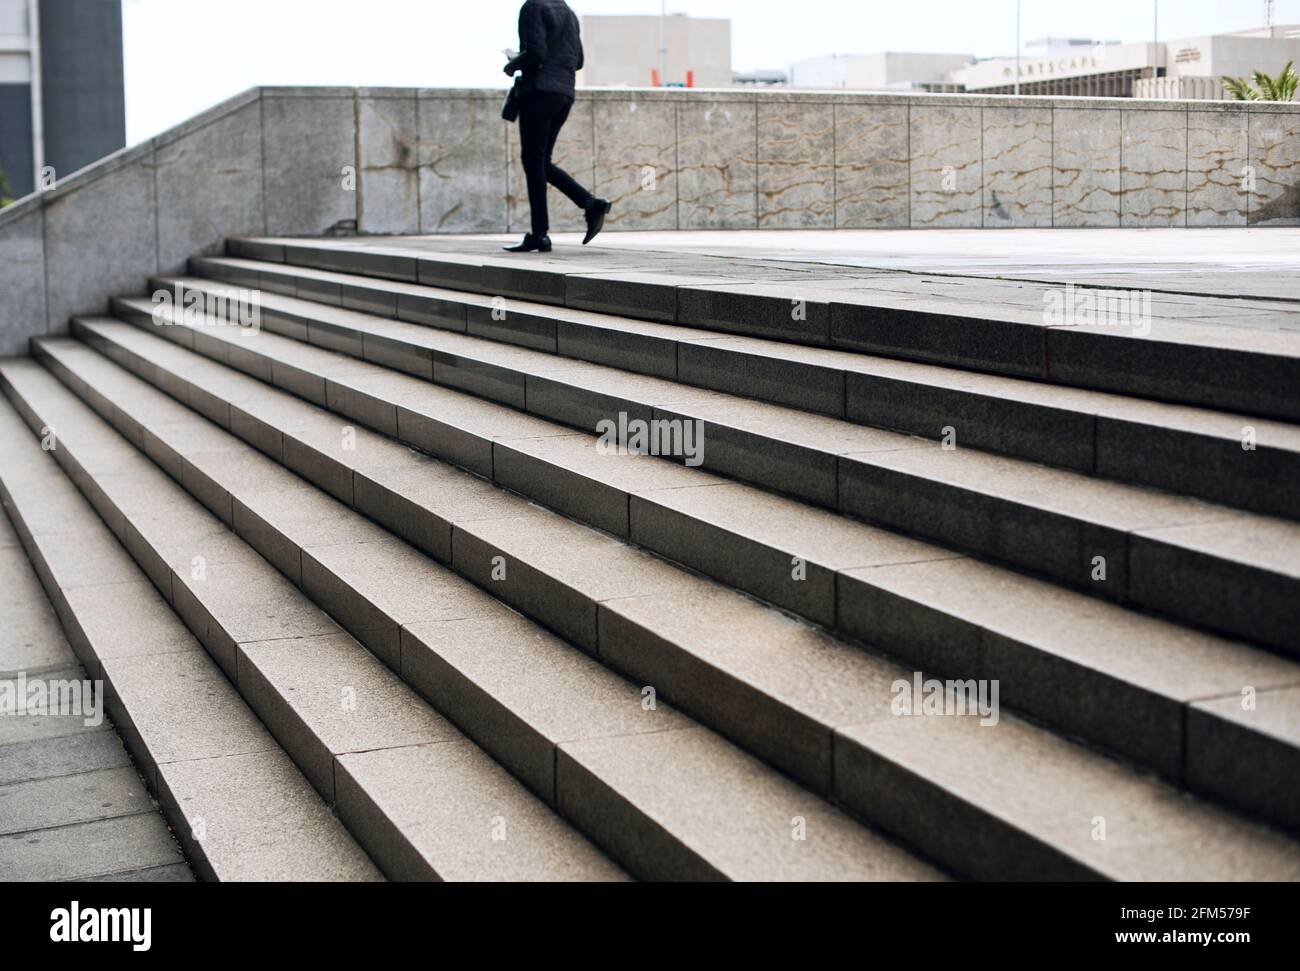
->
[0,193,42,230]
[152,87,261,150]
[261,85,357,99]
[41,141,155,205]
[358,87,420,99]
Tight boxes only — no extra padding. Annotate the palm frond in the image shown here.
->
[1252,68,1277,100]
[1277,60,1300,101]
[1246,62,1299,102]
[1221,75,1261,100]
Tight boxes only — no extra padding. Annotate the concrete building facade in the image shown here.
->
[788,52,971,92]
[0,0,125,200]
[783,25,1300,101]
[578,14,730,88]
[955,25,1300,99]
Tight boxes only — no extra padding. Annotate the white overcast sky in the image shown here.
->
[122,0,1298,143]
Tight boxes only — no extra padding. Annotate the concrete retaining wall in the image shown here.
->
[1,85,1297,355]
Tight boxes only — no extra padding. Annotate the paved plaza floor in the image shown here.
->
[330,228,1300,340]
[530,227,1300,302]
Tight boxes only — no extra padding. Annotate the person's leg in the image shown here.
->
[541,97,593,210]
[517,94,556,238]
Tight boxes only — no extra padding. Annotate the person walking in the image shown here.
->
[503,0,611,253]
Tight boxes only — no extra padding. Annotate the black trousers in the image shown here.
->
[518,90,592,237]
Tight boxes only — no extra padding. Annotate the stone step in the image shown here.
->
[0,359,630,883]
[0,492,190,882]
[9,345,935,883]
[44,324,1300,877]
[192,253,1300,522]
[0,388,378,882]
[123,282,1300,660]
[82,309,1300,830]
[226,236,1300,424]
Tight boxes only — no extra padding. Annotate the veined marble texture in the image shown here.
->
[1122,109,1187,228]
[910,105,982,228]
[757,101,835,229]
[593,98,678,230]
[677,100,758,229]
[1249,112,1300,227]
[834,103,909,228]
[1054,107,1122,227]
[419,95,509,233]
[1188,109,1248,227]
[506,97,595,234]
[358,92,420,235]
[155,100,264,272]
[982,106,1052,228]
[261,93,358,237]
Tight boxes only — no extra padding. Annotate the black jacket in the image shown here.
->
[506,0,583,100]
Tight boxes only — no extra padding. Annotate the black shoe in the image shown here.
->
[582,198,612,245]
[504,234,552,253]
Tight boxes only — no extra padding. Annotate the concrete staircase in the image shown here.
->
[0,497,191,882]
[3,234,1299,881]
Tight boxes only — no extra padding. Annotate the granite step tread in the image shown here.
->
[0,360,624,883]
[12,346,933,883]
[44,328,1300,876]
[121,284,1300,658]
[78,308,1300,825]
[0,495,190,881]
[225,236,1300,423]
[188,257,1300,521]
[0,390,377,882]
[198,252,1300,442]
[0,400,382,878]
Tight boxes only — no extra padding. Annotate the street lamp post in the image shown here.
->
[1014,0,1021,96]
[659,0,667,87]
[28,0,43,192]
[1153,0,1163,78]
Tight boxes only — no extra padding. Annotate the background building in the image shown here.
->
[788,52,971,92]
[0,0,125,200]
[954,25,1300,99]
[578,13,730,88]
[950,36,1153,97]
[1139,23,1300,99]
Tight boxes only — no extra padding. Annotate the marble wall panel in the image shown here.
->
[910,104,982,228]
[1121,108,1187,227]
[834,103,909,228]
[418,94,509,233]
[982,106,1053,228]
[1249,111,1300,227]
[757,100,835,229]
[358,90,420,235]
[592,96,678,231]
[677,99,757,229]
[1053,107,1121,227]
[1187,108,1248,227]
[262,92,358,236]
